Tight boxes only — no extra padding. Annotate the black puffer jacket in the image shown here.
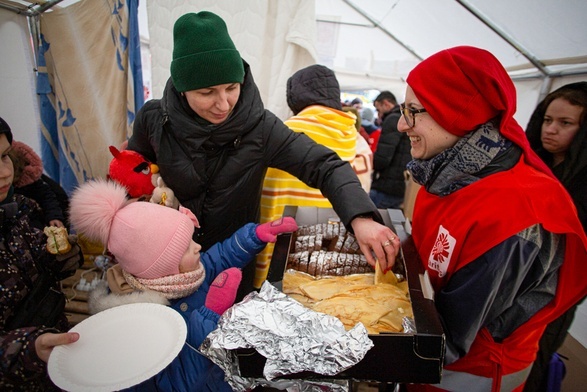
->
[129,62,380,295]
[0,194,78,391]
[371,106,412,198]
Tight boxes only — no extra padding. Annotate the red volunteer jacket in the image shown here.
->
[411,159,587,391]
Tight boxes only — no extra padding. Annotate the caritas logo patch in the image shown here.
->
[428,225,456,278]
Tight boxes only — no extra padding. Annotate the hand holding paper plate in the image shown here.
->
[48,303,187,392]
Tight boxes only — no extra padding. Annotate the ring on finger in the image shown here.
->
[383,240,392,247]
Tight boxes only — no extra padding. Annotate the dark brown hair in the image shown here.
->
[540,83,587,126]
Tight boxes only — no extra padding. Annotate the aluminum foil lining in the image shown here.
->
[200,281,374,391]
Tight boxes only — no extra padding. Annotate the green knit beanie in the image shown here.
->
[170,12,245,92]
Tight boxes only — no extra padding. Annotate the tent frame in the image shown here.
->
[0,1,64,83]
[337,0,586,101]
[4,0,587,103]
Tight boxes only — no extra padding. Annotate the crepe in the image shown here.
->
[282,269,315,295]
[312,296,392,327]
[286,293,317,307]
[377,300,413,331]
[343,273,376,285]
[290,273,375,300]
[300,279,374,301]
[334,283,409,302]
[282,270,413,333]
[374,261,398,285]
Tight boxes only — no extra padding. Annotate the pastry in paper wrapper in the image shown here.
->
[200,282,373,392]
[44,226,71,254]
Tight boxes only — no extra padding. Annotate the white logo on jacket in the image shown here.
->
[428,225,456,278]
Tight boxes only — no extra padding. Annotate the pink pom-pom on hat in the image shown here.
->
[69,179,196,279]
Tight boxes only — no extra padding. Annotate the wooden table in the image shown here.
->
[61,258,104,326]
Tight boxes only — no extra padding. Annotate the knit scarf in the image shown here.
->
[407,119,511,196]
[122,261,206,300]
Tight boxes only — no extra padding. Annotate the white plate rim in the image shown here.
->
[48,302,187,392]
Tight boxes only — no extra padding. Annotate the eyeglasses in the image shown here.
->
[400,103,427,128]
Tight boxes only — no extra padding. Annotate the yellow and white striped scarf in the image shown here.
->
[255,105,358,287]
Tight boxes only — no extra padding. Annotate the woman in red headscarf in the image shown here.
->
[399,46,587,392]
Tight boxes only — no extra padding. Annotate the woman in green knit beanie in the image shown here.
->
[127,11,400,301]
[169,11,244,124]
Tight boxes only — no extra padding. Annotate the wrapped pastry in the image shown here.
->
[44,226,71,254]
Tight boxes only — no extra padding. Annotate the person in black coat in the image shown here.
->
[127,11,400,300]
[370,91,412,209]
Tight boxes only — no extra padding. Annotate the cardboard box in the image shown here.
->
[236,206,445,383]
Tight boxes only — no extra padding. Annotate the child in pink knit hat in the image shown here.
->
[69,179,297,391]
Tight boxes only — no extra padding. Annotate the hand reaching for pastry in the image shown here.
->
[255,217,298,243]
[351,216,400,273]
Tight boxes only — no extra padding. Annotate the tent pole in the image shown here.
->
[26,13,40,72]
[0,0,64,16]
[30,0,65,15]
[0,2,27,14]
[536,77,554,104]
[341,0,423,61]
[511,69,587,82]
[456,0,549,77]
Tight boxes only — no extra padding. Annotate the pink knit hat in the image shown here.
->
[69,179,196,279]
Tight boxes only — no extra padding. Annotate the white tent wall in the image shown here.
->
[314,0,417,99]
[0,8,42,152]
[145,0,587,126]
[313,0,587,128]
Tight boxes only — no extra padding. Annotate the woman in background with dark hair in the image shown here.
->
[526,82,587,233]
[524,82,587,392]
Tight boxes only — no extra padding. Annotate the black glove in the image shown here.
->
[55,234,84,278]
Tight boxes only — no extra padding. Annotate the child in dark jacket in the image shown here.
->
[68,179,297,391]
[0,118,83,392]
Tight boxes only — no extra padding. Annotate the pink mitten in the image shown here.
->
[255,216,298,243]
[205,268,242,315]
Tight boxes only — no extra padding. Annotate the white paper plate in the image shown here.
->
[48,302,187,392]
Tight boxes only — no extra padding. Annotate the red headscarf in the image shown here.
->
[406,45,553,177]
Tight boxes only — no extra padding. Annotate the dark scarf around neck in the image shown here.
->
[407,120,512,196]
